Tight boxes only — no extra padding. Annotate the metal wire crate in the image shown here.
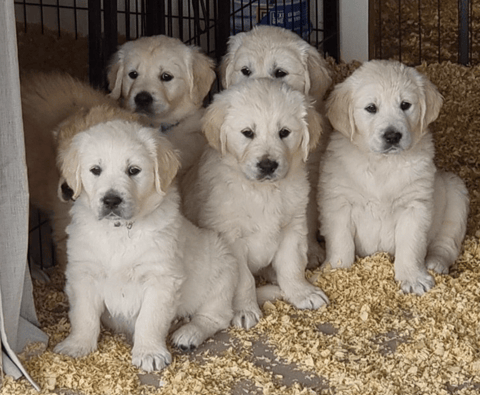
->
[369,0,478,66]
[15,0,339,89]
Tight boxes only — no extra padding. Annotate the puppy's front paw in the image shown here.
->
[425,253,451,274]
[232,306,262,330]
[132,344,172,372]
[54,335,97,358]
[171,323,206,352]
[321,255,353,270]
[290,287,329,310]
[399,273,435,296]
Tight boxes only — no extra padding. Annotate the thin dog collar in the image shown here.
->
[160,121,180,134]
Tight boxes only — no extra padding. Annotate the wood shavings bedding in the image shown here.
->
[8,28,480,394]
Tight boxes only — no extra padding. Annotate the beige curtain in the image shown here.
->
[0,0,48,390]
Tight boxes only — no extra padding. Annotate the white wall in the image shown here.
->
[339,0,369,62]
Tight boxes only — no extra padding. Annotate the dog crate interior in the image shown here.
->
[369,0,479,66]
[14,0,337,89]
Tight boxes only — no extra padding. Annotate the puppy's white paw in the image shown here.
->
[232,307,262,330]
[171,323,206,352]
[425,254,451,274]
[132,344,171,372]
[399,273,435,296]
[54,336,97,358]
[321,255,353,270]
[290,287,329,310]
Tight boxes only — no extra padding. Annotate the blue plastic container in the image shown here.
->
[231,0,312,39]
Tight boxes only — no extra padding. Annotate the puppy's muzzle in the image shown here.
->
[382,127,403,152]
[134,91,154,114]
[100,191,125,219]
[257,157,279,180]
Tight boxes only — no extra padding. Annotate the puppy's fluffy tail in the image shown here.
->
[256,285,284,306]
[21,72,117,135]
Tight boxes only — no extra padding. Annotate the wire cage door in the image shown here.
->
[86,0,339,88]
[369,0,477,66]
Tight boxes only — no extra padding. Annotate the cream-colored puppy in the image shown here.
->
[319,60,469,295]
[108,35,216,172]
[220,25,331,112]
[108,35,215,126]
[21,72,128,269]
[53,109,237,372]
[220,25,332,266]
[182,79,329,330]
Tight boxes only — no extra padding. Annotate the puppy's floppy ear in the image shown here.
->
[419,74,443,133]
[219,32,247,89]
[189,47,216,106]
[152,134,181,194]
[305,46,332,104]
[107,47,125,100]
[202,95,228,155]
[302,107,324,160]
[219,55,231,90]
[57,177,74,203]
[326,80,356,140]
[57,134,84,201]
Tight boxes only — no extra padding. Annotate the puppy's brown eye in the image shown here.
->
[90,166,102,176]
[242,129,254,139]
[400,101,411,111]
[160,73,173,82]
[279,128,291,139]
[274,69,288,78]
[365,104,377,114]
[128,71,138,79]
[127,166,141,176]
[241,67,251,77]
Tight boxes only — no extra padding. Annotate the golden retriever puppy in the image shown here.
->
[107,35,216,172]
[181,79,329,330]
[53,108,237,372]
[319,60,469,295]
[108,35,215,126]
[21,72,130,269]
[220,25,331,112]
[219,25,333,267]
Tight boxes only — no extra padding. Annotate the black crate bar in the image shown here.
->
[145,0,166,36]
[324,0,340,61]
[88,0,102,88]
[216,0,230,61]
[459,0,469,65]
[88,0,118,89]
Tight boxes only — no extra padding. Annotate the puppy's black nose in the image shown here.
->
[383,128,402,145]
[103,194,123,209]
[257,158,279,176]
[134,91,153,109]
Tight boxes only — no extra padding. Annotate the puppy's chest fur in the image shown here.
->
[196,150,309,269]
[322,132,437,254]
[66,190,183,317]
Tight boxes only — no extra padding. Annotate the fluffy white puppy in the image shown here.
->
[53,108,237,372]
[319,60,469,295]
[182,79,329,330]
[219,25,333,266]
[220,25,331,112]
[21,72,128,270]
[108,35,216,171]
[108,35,215,126]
